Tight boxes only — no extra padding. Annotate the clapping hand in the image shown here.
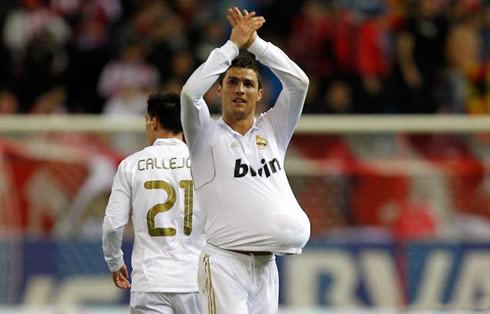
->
[227,7,265,49]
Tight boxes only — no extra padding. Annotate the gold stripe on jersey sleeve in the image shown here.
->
[203,254,217,314]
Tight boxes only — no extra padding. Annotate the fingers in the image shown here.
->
[242,9,256,19]
[233,7,243,19]
[227,7,243,27]
[117,272,131,289]
[227,7,257,26]
[112,267,131,289]
[119,266,131,289]
[235,13,265,31]
[242,9,257,23]
[121,265,129,280]
[251,16,265,27]
[228,7,265,48]
[246,16,265,32]
[227,8,238,27]
[240,7,263,30]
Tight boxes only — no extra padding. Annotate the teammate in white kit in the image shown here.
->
[181,8,311,314]
[102,91,205,314]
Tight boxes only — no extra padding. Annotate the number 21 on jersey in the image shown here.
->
[144,180,194,237]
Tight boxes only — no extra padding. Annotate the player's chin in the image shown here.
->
[231,101,247,108]
[232,108,249,117]
[232,106,246,112]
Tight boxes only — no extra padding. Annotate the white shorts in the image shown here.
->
[197,244,279,314]
[130,291,202,314]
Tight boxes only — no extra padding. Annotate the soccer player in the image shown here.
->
[181,7,311,314]
[102,91,205,314]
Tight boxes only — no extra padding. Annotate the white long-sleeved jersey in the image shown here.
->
[102,138,205,292]
[181,37,310,255]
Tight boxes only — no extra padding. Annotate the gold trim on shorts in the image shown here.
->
[203,254,217,314]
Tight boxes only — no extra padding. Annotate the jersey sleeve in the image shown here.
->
[248,36,309,155]
[180,40,241,188]
[180,40,240,149]
[102,160,132,272]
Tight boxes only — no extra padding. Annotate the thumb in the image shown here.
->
[121,265,129,280]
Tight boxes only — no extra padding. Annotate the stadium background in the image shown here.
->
[0,0,489,313]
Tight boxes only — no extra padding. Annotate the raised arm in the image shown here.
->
[180,9,265,148]
[251,38,309,151]
[228,8,309,152]
[180,42,238,147]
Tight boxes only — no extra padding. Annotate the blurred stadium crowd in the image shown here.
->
[0,0,488,115]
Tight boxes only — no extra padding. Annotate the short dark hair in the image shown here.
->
[218,50,262,89]
[147,91,182,134]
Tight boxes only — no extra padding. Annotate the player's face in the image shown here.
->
[218,67,263,121]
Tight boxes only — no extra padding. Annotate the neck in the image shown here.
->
[151,130,183,144]
[223,115,254,136]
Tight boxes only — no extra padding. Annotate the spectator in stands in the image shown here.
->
[0,90,18,115]
[324,80,353,114]
[192,19,228,63]
[288,0,335,81]
[446,4,487,113]
[98,39,160,153]
[447,0,490,114]
[168,50,197,88]
[332,6,360,79]
[30,86,67,114]
[52,0,122,113]
[480,5,490,63]
[394,0,450,113]
[0,0,488,115]
[98,39,159,115]
[3,0,70,112]
[356,5,394,113]
[132,0,188,82]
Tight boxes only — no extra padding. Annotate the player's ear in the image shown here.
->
[256,88,263,102]
[151,117,159,130]
[216,84,222,97]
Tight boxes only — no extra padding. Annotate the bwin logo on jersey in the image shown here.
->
[234,158,281,178]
